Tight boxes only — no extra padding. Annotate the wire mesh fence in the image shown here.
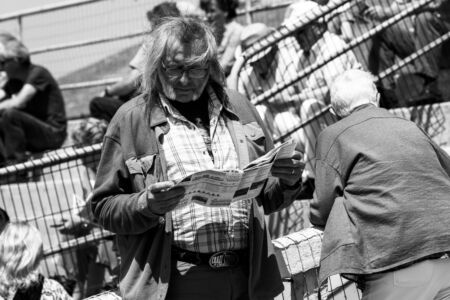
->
[0,0,450,299]
[0,144,118,297]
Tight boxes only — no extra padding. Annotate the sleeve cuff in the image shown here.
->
[137,191,163,218]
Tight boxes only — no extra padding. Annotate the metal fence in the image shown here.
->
[1,0,450,299]
[0,144,118,298]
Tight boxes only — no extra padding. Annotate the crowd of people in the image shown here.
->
[1,0,450,300]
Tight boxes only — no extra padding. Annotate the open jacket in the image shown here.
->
[310,105,450,283]
[91,87,301,300]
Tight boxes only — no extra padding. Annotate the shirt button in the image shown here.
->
[159,217,165,225]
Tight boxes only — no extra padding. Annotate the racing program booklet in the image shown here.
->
[173,139,297,208]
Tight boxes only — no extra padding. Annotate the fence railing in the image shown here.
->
[1,0,450,298]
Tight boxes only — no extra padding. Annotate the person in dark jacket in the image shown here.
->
[91,17,304,300]
[0,32,66,165]
[310,69,450,299]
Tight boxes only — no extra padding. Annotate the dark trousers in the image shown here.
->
[369,12,450,83]
[89,96,126,122]
[166,261,250,300]
[0,108,66,164]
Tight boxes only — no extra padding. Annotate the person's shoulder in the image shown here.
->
[28,64,56,80]
[105,94,150,140]
[228,20,244,32]
[29,64,51,75]
[108,95,147,125]
[224,88,253,112]
[225,88,248,101]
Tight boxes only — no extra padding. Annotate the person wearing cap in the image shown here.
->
[91,17,305,300]
[310,69,450,300]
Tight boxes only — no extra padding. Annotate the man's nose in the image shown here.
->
[179,71,190,85]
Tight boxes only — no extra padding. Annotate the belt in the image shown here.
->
[172,246,248,269]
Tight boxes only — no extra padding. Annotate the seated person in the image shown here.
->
[200,0,243,76]
[283,1,361,189]
[341,0,450,105]
[0,222,72,300]
[0,32,67,166]
[89,1,182,123]
[228,23,303,141]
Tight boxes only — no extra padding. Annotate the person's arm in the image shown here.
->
[0,71,7,100]
[309,159,343,227]
[0,83,36,111]
[91,135,184,235]
[0,89,5,101]
[226,55,244,89]
[366,1,437,20]
[219,24,243,76]
[340,20,355,42]
[103,69,141,98]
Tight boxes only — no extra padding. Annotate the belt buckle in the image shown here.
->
[208,251,239,269]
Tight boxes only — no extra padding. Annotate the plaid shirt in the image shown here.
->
[160,87,251,253]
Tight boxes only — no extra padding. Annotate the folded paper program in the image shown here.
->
[173,139,296,208]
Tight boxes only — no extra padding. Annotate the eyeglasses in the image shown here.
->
[161,62,209,80]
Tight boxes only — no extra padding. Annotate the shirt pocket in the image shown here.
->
[125,154,158,190]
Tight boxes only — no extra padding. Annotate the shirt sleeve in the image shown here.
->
[91,135,161,235]
[26,66,50,92]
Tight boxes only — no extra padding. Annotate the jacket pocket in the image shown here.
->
[243,122,267,159]
[125,154,158,190]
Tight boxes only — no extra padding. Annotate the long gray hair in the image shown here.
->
[140,17,225,103]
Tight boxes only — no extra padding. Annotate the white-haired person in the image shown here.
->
[91,17,304,300]
[310,69,450,300]
[0,222,72,300]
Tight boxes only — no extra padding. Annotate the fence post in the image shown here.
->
[245,0,252,24]
[18,16,23,40]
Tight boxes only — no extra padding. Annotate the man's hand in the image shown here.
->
[271,150,305,187]
[52,213,92,236]
[147,181,185,215]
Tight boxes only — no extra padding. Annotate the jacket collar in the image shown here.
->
[350,103,376,114]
